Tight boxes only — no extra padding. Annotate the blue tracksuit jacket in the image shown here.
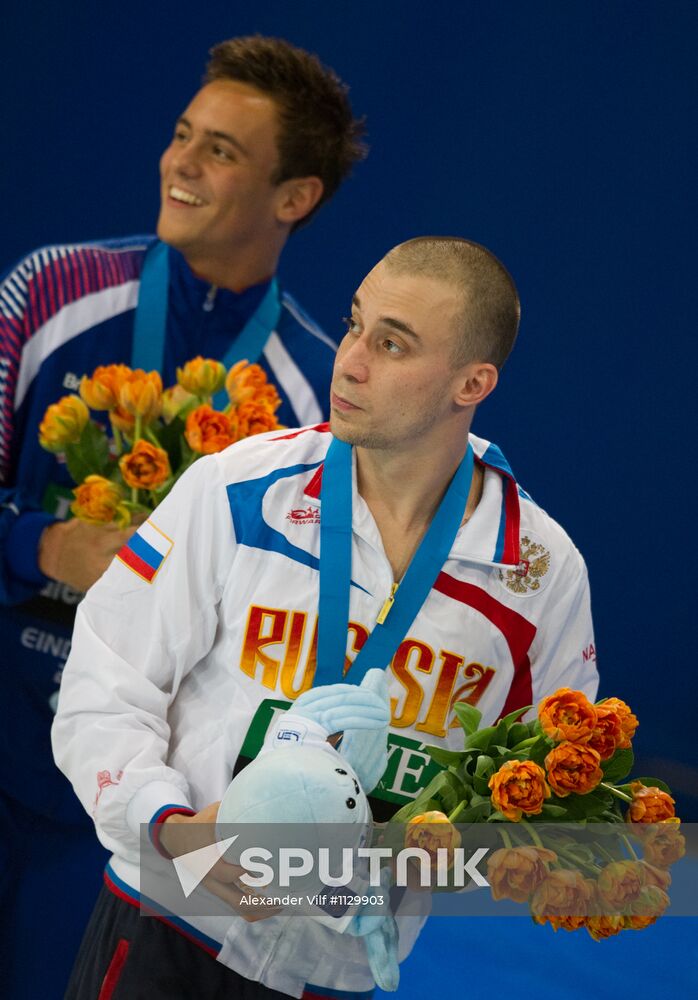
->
[0,234,337,820]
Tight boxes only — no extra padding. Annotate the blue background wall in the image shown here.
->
[4,0,696,828]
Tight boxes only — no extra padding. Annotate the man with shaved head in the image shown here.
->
[382,236,520,367]
[332,237,519,450]
[54,237,597,998]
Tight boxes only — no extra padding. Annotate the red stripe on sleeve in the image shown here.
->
[150,806,196,859]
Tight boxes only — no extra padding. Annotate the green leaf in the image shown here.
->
[151,476,176,501]
[464,726,497,751]
[468,792,490,808]
[448,770,469,796]
[143,424,164,448]
[120,500,149,514]
[415,770,452,800]
[538,804,568,818]
[472,778,492,797]
[178,396,202,420]
[601,748,634,783]
[391,797,441,823]
[406,768,466,816]
[486,810,509,822]
[617,776,672,795]
[452,800,491,823]
[451,762,475,787]
[157,416,186,469]
[460,747,486,767]
[498,705,534,729]
[473,755,496,796]
[507,723,531,748]
[389,802,417,824]
[479,748,529,770]
[561,844,597,864]
[547,790,611,821]
[64,421,111,484]
[425,745,468,767]
[475,753,494,776]
[596,810,625,825]
[527,738,553,767]
[452,702,482,737]
[178,433,197,468]
[491,718,511,747]
[439,772,468,815]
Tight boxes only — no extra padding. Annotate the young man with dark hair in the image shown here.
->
[204,35,365,227]
[0,35,365,999]
[54,237,597,999]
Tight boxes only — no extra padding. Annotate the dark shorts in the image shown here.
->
[65,885,294,1000]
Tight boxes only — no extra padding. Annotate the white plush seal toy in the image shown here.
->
[217,669,399,991]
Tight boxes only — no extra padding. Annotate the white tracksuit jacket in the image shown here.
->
[52,423,598,997]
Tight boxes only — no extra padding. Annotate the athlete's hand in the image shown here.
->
[159,802,279,922]
[38,517,141,592]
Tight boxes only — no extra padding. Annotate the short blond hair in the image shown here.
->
[384,237,520,369]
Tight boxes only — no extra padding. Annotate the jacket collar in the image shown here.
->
[168,245,272,317]
[301,433,521,569]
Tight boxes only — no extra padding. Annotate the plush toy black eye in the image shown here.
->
[353,779,360,794]
[346,797,356,809]
[335,768,347,775]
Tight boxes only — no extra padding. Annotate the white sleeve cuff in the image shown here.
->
[126,780,194,837]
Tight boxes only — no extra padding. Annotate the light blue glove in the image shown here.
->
[339,670,390,793]
[292,671,390,731]
[346,867,400,992]
[292,669,390,792]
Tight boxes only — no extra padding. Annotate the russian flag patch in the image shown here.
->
[117,520,173,583]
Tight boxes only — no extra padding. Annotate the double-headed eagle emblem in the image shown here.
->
[499,535,551,595]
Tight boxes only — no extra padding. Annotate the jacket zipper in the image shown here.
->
[376,582,398,624]
[375,551,522,626]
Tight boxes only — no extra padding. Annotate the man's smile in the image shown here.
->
[167,184,206,207]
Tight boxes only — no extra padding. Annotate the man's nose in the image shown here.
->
[171,143,203,177]
[336,334,370,383]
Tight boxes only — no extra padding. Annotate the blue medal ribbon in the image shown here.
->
[213,279,280,409]
[316,437,475,686]
[131,241,281,395]
[131,241,170,372]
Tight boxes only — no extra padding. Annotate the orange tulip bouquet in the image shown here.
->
[38,358,282,526]
[391,688,686,939]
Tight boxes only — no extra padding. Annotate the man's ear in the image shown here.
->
[275,176,324,226]
[453,362,499,408]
